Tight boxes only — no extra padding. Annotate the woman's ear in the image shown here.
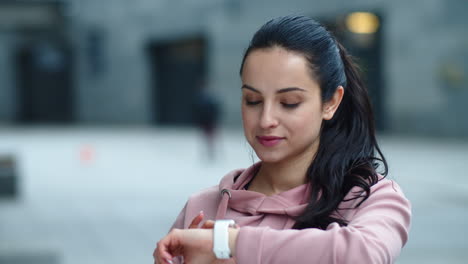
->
[323,86,344,120]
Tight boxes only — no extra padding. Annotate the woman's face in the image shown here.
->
[241,47,330,164]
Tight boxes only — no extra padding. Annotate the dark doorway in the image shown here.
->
[15,38,74,123]
[147,36,207,126]
[321,12,386,131]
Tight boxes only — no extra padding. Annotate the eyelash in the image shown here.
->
[245,100,261,106]
[282,103,300,109]
[245,100,300,109]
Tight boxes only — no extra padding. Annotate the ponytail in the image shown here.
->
[292,41,387,230]
[336,41,387,180]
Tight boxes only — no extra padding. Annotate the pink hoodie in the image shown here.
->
[170,162,411,264]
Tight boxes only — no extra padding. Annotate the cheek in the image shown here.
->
[288,109,323,137]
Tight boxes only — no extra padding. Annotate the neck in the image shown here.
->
[250,146,317,196]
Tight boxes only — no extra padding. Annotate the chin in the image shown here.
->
[255,150,285,163]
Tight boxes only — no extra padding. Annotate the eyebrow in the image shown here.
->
[241,84,306,94]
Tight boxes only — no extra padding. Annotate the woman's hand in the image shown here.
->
[188,211,215,229]
[155,228,217,264]
[154,212,239,264]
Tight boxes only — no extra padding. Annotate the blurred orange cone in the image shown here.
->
[80,145,95,164]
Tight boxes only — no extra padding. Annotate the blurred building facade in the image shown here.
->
[0,0,466,137]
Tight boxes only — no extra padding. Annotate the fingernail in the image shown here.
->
[165,258,173,264]
[199,210,204,215]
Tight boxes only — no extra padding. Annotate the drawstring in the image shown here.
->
[215,188,299,228]
[215,189,231,220]
[284,217,296,229]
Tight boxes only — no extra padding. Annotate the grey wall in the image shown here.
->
[384,0,468,136]
[0,32,16,123]
[0,0,466,136]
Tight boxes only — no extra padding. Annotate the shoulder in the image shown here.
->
[370,177,408,199]
[355,176,411,218]
[188,185,220,203]
[347,175,408,199]
[340,176,411,220]
[178,185,220,228]
[182,167,246,224]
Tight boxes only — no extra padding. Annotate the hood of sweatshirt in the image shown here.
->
[215,162,310,225]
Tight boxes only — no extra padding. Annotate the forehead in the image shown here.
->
[241,47,319,93]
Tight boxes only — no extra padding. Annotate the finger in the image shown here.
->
[156,253,173,264]
[156,242,174,264]
[153,247,158,262]
[188,211,204,228]
[153,245,164,264]
[201,220,215,229]
[154,243,167,264]
[156,233,177,263]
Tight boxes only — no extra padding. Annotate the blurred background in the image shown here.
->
[0,0,467,263]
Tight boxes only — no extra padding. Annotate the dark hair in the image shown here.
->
[240,15,387,230]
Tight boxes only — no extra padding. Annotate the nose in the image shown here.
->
[259,103,279,129]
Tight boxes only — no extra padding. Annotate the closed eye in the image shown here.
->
[245,100,261,106]
[281,103,300,108]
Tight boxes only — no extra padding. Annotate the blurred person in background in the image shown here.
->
[154,15,411,264]
[193,80,221,161]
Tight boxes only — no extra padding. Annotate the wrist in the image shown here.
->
[228,227,239,257]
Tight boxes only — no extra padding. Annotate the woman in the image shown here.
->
[154,15,411,264]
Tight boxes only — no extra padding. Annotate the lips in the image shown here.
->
[257,136,285,147]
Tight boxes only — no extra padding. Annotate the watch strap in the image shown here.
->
[213,220,235,259]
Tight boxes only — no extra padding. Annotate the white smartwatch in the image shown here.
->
[213,219,236,259]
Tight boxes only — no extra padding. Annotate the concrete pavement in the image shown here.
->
[0,127,466,264]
